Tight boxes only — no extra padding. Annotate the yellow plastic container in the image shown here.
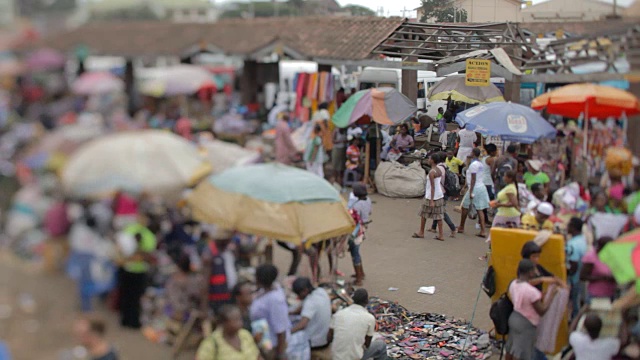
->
[489,227,568,354]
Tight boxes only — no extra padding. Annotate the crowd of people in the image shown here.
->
[2,50,638,360]
[270,91,640,360]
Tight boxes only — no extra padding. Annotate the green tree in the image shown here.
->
[288,0,305,15]
[419,0,467,23]
[342,4,376,16]
[93,5,162,21]
[221,1,293,18]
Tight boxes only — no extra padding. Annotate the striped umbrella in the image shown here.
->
[332,87,417,128]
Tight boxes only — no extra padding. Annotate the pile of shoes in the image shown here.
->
[367,297,494,359]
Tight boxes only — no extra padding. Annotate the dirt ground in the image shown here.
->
[0,194,493,360]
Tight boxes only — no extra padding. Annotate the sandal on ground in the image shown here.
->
[412,233,424,239]
[434,236,445,241]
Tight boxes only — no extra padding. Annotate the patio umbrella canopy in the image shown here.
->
[332,87,417,128]
[599,229,640,293]
[455,102,556,144]
[139,64,215,97]
[25,48,65,71]
[427,75,504,104]
[199,139,261,175]
[531,83,640,119]
[187,163,355,245]
[72,71,124,95]
[20,122,104,170]
[62,130,211,198]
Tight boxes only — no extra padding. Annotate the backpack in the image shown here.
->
[489,281,514,336]
[482,266,496,297]
[438,164,460,197]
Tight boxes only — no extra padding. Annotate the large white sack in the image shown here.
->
[375,161,426,198]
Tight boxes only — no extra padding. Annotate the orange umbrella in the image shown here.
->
[531,84,640,155]
[531,83,640,119]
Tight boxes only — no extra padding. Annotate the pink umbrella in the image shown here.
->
[72,71,124,95]
[26,48,65,71]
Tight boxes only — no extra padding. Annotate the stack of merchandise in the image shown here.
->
[367,297,494,360]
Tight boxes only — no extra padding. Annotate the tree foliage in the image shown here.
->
[343,4,376,16]
[220,2,294,18]
[419,0,468,23]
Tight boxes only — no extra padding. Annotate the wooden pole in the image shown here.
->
[376,124,381,166]
[364,141,371,186]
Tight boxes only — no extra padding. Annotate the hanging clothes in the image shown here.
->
[535,284,570,353]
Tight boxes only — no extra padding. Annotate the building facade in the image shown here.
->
[521,0,620,22]
[416,0,523,23]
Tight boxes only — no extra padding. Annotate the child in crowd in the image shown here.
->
[566,217,588,320]
[445,151,464,200]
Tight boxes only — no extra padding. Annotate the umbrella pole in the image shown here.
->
[376,124,381,167]
[364,141,371,186]
[583,102,589,158]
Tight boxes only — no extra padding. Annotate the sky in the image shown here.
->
[216,0,635,17]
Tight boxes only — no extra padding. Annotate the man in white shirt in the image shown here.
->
[569,313,620,360]
[328,288,387,360]
[291,277,332,350]
[456,126,477,161]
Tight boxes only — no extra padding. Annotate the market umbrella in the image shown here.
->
[427,75,504,104]
[199,139,261,175]
[599,229,640,293]
[72,71,124,95]
[62,130,212,199]
[455,102,556,144]
[20,122,104,170]
[531,83,640,154]
[531,83,640,119]
[187,163,355,245]
[332,87,417,128]
[139,64,215,97]
[25,48,65,71]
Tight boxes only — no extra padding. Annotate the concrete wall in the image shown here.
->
[522,0,617,22]
[461,0,522,22]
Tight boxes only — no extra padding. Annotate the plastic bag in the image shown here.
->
[468,203,478,220]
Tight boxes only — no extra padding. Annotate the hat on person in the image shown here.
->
[537,202,554,216]
[527,159,543,172]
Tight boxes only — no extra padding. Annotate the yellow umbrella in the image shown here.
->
[427,75,504,104]
[187,163,354,245]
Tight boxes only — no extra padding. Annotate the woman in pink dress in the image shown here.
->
[275,114,297,165]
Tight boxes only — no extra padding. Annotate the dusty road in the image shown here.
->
[0,194,492,360]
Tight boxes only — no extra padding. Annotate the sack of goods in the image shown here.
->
[605,147,633,177]
[375,161,426,198]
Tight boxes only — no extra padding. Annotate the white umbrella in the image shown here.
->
[139,64,214,97]
[200,139,261,174]
[62,130,212,198]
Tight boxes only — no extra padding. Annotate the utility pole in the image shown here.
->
[613,0,618,17]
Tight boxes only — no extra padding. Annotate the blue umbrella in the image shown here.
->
[455,102,556,144]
